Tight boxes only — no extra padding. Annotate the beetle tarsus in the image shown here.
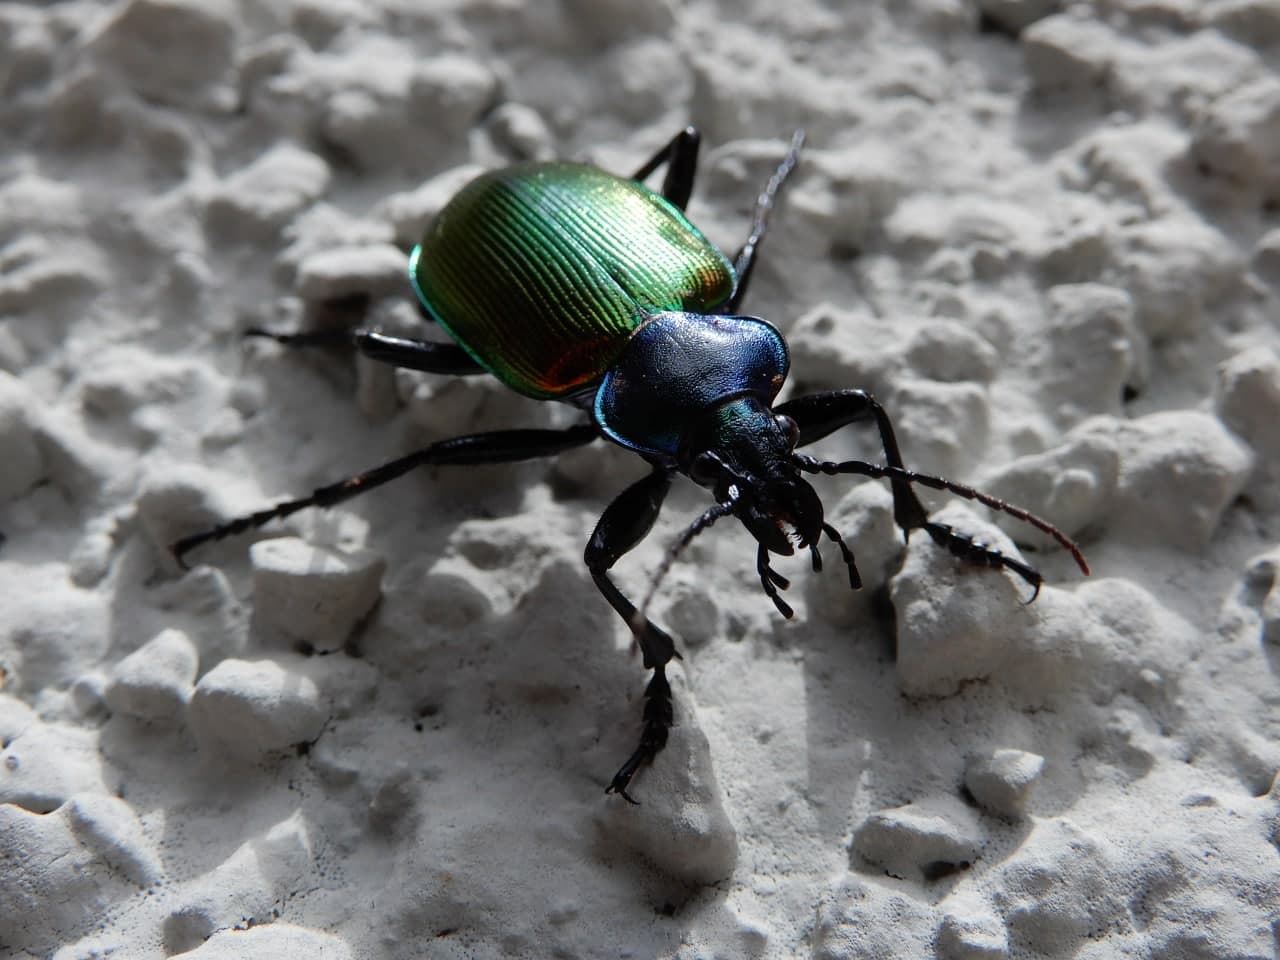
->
[923,520,1045,597]
[606,666,673,803]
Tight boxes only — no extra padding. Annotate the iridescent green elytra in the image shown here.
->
[410,163,736,399]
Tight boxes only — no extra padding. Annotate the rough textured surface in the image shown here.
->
[2,1,1279,957]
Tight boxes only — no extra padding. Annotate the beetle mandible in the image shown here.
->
[174,128,1089,802]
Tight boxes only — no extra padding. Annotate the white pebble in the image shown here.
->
[1074,411,1253,550]
[936,897,1010,959]
[104,628,199,722]
[87,0,236,106]
[0,370,43,502]
[188,657,327,761]
[207,144,332,237]
[964,748,1045,819]
[487,102,555,161]
[250,537,385,651]
[294,243,408,301]
[981,430,1120,550]
[806,482,901,626]
[851,795,985,882]
[1022,14,1115,93]
[812,875,934,959]
[1040,283,1142,422]
[1116,217,1240,340]
[1216,345,1280,509]
[1190,75,1280,203]
[408,55,499,134]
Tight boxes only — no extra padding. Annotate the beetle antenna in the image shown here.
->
[631,493,740,634]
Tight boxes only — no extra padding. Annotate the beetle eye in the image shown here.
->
[776,414,800,449]
[689,452,720,485]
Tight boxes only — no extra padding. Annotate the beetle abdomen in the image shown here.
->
[411,163,735,399]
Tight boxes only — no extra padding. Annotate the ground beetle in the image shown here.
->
[174,128,1089,802]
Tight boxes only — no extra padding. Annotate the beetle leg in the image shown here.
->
[171,423,600,564]
[629,126,700,211]
[351,330,485,375]
[777,389,931,536]
[726,129,806,313]
[245,327,485,376]
[583,466,682,802]
[793,454,1090,595]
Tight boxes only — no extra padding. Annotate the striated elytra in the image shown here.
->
[173,128,1089,802]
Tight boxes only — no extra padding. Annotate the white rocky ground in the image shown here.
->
[2,0,1279,957]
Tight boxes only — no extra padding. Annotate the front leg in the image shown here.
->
[776,389,929,534]
[584,466,678,802]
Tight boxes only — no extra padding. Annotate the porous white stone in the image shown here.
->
[994,819,1127,955]
[65,793,163,886]
[408,54,499,134]
[207,144,331,237]
[1215,345,1280,508]
[806,482,902,626]
[965,748,1045,818]
[1022,14,1115,92]
[104,628,199,722]
[294,242,408,301]
[1190,75,1280,203]
[0,800,151,955]
[250,537,385,651]
[0,722,109,813]
[981,430,1120,551]
[187,657,327,761]
[594,667,737,886]
[1039,283,1142,423]
[851,795,985,882]
[1115,217,1240,340]
[0,370,43,501]
[171,924,355,959]
[936,892,1010,959]
[891,505,1031,697]
[164,813,318,955]
[1073,411,1253,550]
[87,0,237,106]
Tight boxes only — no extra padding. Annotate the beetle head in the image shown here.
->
[681,395,823,555]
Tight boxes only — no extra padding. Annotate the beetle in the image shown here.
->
[173,128,1089,802]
